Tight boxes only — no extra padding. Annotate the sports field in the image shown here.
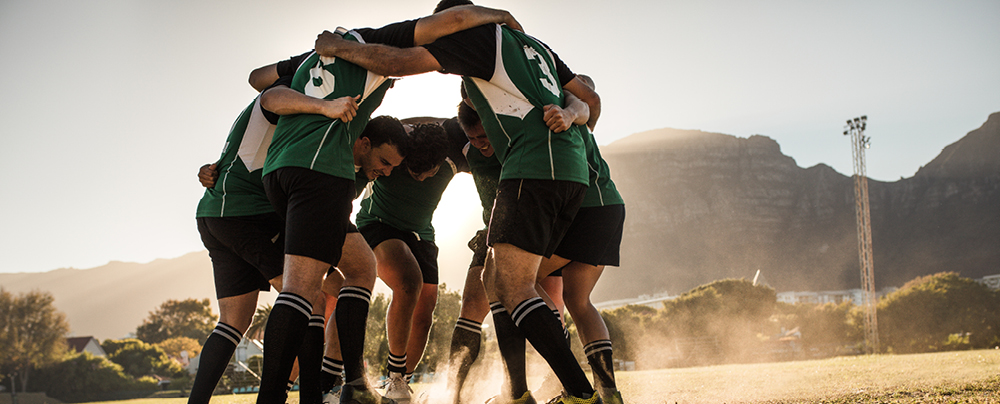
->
[90,349,1000,404]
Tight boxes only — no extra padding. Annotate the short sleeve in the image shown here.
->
[422,24,497,80]
[352,19,418,48]
[276,51,311,78]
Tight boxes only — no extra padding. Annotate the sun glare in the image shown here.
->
[372,73,465,120]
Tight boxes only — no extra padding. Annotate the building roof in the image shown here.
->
[66,336,98,353]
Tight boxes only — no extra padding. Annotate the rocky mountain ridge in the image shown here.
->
[592,112,1000,301]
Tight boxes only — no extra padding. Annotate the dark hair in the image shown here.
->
[457,101,481,131]
[403,124,449,174]
[434,0,474,14]
[361,116,410,157]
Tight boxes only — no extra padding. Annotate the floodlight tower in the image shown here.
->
[844,115,879,354]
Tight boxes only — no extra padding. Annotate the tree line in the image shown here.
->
[2,271,999,401]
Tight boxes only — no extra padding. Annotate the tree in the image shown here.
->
[246,303,272,341]
[0,289,70,393]
[772,301,861,357]
[156,336,202,362]
[878,272,1000,353]
[419,284,462,374]
[363,294,391,377]
[28,352,158,402]
[135,298,217,344]
[658,279,777,365]
[102,338,184,378]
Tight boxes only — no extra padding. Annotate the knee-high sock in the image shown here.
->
[490,302,528,399]
[336,286,372,382]
[320,357,344,393]
[511,297,593,398]
[584,340,617,393]
[297,314,326,404]
[188,322,242,404]
[553,309,572,348]
[446,318,482,402]
[257,293,313,404]
[386,352,407,375]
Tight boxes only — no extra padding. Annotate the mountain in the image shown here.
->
[0,251,256,341]
[2,113,997,340]
[592,112,1000,301]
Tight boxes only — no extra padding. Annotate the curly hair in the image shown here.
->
[403,123,449,174]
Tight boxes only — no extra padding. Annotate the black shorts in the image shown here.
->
[553,204,625,266]
[487,179,586,258]
[359,221,440,284]
[468,229,488,268]
[263,167,355,266]
[197,214,283,299]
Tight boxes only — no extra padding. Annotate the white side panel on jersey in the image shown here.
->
[475,25,532,120]
[362,70,388,102]
[238,97,277,172]
[346,28,389,104]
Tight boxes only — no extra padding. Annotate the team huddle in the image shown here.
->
[192,2,625,404]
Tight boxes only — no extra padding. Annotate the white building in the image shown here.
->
[977,274,1000,290]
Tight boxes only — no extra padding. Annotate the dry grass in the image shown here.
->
[84,349,1000,404]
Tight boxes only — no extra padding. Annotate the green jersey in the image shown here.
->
[425,25,588,185]
[581,129,623,207]
[196,97,276,218]
[355,159,460,242]
[262,22,417,180]
[465,144,502,225]
[263,49,392,180]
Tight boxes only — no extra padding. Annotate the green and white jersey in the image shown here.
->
[581,128,623,208]
[262,22,417,180]
[263,50,392,180]
[355,158,459,242]
[196,97,276,218]
[425,25,588,185]
[464,144,502,226]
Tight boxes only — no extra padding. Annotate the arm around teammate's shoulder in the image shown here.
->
[413,5,522,46]
[315,31,442,77]
[260,86,360,122]
[563,77,601,130]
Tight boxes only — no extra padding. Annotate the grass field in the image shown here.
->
[86,349,1000,404]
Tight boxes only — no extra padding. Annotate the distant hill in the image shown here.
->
[2,113,997,340]
[0,252,230,341]
[593,112,1000,301]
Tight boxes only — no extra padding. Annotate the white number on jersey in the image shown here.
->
[523,46,560,97]
[304,57,338,99]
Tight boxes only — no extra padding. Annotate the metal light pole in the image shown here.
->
[844,115,879,354]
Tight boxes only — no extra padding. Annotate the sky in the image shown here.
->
[0,0,998,278]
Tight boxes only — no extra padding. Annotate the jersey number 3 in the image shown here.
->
[523,46,560,98]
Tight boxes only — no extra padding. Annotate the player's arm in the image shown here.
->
[413,5,522,45]
[260,86,360,122]
[542,92,590,133]
[563,76,601,130]
[314,34,442,77]
[248,63,280,92]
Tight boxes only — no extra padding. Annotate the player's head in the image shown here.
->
[458,101,492,157]
[404,123,449,182]
[434,0,473,13]
[460,81,477,111]
[355,115,409,180]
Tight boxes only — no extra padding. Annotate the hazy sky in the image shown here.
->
[1,0,998,277]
